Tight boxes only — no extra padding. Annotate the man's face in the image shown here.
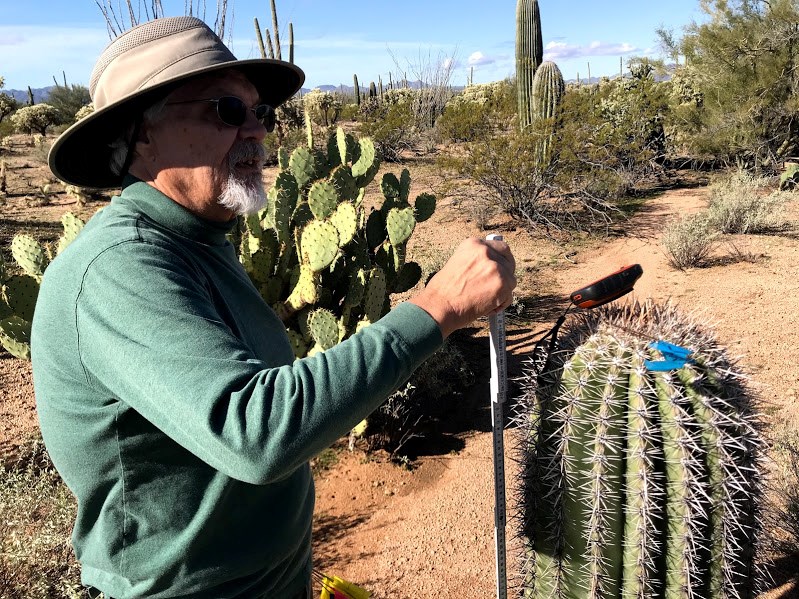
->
[136,71,268,221]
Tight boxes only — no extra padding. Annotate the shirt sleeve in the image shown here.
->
[76,240,443,484]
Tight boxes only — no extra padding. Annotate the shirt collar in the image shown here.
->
[120,175,237,246]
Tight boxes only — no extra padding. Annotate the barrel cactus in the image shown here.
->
[0,212,84,359]
[239,126,435,359]
[514,300,764,598]
[516,0,544,131]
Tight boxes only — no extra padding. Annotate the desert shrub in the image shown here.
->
[0,93,18,124]
[661,212,718,269]
[769,428,799,555]
[437,80,515,143]
[363,340,475,457]
[262,127,305,166]
[457,125,550,216]
[441,120,623,233]
[10,104,59,136]
[661,0,799,166]
[74,104,94,121]
[0,435,85,599]
[303,89,342,126]
[46,84,91,125]
[338,102,359,122]
[357,97,415,162]
[706,170,791,234]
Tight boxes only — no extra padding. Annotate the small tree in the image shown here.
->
[0,76,16,124]
[663,0,799,165]
[0,94,17,124]
[303,89,341,126]
[10,104,59,136]
[46,84,91,124]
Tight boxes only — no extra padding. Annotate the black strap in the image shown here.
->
[532,306,570,386]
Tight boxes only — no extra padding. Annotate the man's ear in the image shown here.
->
[133,121,155,161]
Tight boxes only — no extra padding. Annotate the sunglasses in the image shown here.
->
[168,96,276,131]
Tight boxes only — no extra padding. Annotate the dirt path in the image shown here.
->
[1,169,798,596]
[312,184,799,598]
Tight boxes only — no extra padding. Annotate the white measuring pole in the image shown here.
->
[486,233,508,599]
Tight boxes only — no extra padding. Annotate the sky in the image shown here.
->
[1,0,707,93]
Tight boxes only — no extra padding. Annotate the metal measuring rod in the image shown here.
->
[486,233,508,599]
[484,248,643,598]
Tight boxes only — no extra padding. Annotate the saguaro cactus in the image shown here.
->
[353,74,361,106]
[531,60,565,170]
[516,0,543,131]
[515,300,764,598]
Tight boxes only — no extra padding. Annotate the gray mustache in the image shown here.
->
[228,141,266,168]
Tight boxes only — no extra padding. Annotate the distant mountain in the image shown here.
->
[5,87,53,104]
[5,79,467,106]
[299,79,434,95]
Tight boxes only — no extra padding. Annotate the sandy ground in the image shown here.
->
[1,138,798,596]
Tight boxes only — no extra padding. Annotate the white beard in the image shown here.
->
[217,141,267,215]
[217,170,266,215]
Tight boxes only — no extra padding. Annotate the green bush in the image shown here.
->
[338,103,359,122]
[363,340,474,457]
[0,120,14,139]
[10,104,59,136]
[0,93,18,124]
[0,436,85,598]
[302,89,342,126]
[436,80,516,143]
[262,127,305,166]
[662,1,799,166]
[706,170,790,234]
[46,85,91,125]
[357,98,415,162]
[661,212,718,269]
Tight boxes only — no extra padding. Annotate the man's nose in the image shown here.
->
[239,110,268,143]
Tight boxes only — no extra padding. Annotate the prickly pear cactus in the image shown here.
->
[514,300,764,598]
[0,212,85,360]
[238,126,435,359]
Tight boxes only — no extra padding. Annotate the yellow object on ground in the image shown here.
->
[317,573,371,599]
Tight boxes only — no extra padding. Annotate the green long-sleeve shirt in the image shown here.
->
[31,178,442,598]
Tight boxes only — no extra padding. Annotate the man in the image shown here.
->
[32,16,516,599]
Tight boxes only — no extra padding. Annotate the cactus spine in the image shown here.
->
[238,127,435,359]
[516,0,543,131]
[515,300,764,598]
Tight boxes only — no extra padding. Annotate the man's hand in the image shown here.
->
[409,237,517,338]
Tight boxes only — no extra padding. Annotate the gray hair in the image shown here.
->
[108,97,169,176]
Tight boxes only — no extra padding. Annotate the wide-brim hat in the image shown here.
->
[49,16,305,189]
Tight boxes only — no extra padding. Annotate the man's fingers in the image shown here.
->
[484,239,516,271]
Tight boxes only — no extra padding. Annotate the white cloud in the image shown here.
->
[468,51,495,66]
[543,40,639,61]
[2,25,108,89]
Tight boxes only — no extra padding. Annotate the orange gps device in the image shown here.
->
[569,264,643,310]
